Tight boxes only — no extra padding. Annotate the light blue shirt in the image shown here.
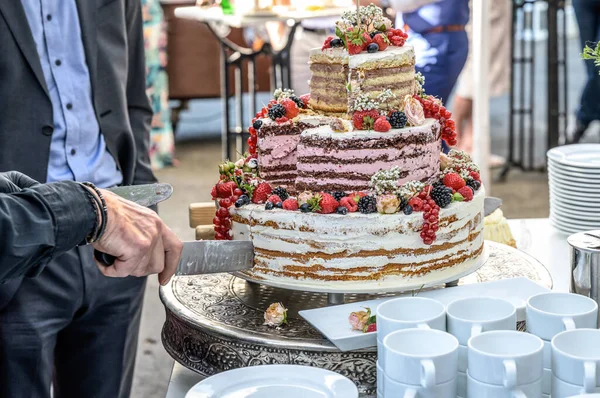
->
[21,0,123,188]
[397,0,469,34]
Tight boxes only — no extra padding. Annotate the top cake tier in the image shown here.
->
[309,45,416,115]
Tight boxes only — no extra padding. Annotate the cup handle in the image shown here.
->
[562,317,576,331]
[421,359,436,389]
[404,388,418,398]
[511,389,527,398]
[417,323,431,330]
[584,361,596,393]
[503,359,518,389]
[471,324,483,338]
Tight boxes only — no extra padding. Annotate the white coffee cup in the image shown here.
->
[383,371,457,398]
[376,297,446,343]
[467,371,542,398]
[382,328,459,386]
[468,330,544,386]
[527,293,598,341]
[543,340,551,368]
[447,297,517,346]
[552,329,600,393]
[552,373,600,397]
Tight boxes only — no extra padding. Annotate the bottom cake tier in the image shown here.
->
[230,187,485,288]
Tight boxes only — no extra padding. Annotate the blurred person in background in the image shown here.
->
[143,0,176,168]
[570,0,600,144]
[391,0,469,105]
[452,0,511,167]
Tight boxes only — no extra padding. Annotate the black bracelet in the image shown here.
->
[81,182,108,242]
[80,184,101,243]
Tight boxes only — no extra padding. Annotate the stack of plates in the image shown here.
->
[547,144,600,235]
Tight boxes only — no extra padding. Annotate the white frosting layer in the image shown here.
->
[309,45,415,69]
[231,187,485,284]
[301,118,437,139]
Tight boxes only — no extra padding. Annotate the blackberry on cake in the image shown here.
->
[431,185,453,208]
[253,120,263,130]
[357,196,377,214]
[289,95,306,109]
[268,104,286,120]
[388,111,407,129]
[336,206,348,215]
[330,38,343,48]
[272,187,289,201]
[332,191,347,202]
[466,178,481,191]
[265,202,274,210]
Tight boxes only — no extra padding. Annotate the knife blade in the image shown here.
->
[94,183,174,266]
[176,240,255,275]
[106,183,173,207]
[484,197,502,217]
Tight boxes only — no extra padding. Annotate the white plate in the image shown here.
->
[548,164,600,180]
[548,178,600,193]
[549,197,600,212]
[548,170,600,185]
[299,277,549,352]
[548,161,600,176]
[549,202,600,220]
[234,244,488,294]
[550,188,599,204]
[550,184,600,198]
[547,144,600,169]
[550,215,600,230]
[550,218,593,235]
[185,365,359,398]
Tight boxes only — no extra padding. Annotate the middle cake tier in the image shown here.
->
[295,118,441,192]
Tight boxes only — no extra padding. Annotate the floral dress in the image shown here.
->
[142,0,175,169]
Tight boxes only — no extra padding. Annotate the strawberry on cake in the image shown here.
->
[209,5,483,289]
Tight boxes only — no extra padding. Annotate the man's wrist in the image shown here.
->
[80,182,108,242]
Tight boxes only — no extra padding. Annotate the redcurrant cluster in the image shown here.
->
[417,187,440,245]
[414,95,458,147]
[212,181,244,240]
[248,107,267,156]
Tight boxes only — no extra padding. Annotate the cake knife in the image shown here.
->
[96,197,503,275]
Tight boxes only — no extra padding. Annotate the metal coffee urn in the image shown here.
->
[569,231,600,327]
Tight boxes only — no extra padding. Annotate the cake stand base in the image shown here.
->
[160,241,552,397]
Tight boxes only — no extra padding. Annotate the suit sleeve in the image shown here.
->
[125,0,157,185]
[0,181,95,282]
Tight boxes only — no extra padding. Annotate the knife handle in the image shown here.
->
[94,250,116,266]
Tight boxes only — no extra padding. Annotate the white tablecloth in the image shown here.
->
[165,218,573,397]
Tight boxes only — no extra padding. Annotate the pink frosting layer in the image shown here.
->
[297,142,431,161]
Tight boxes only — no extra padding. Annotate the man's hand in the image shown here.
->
[91,189,183,285]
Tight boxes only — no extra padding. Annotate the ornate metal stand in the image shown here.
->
[160,242,552,397]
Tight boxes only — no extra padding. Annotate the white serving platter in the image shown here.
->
[299,277,550,352]
[549,197,600,212]
[185,364,358,398]
[548,178,600,193]
[548,170,600,185]
[547,144,600,169]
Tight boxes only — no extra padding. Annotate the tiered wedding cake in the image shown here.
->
[210,5,485,288]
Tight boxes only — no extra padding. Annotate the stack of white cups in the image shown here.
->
[446,297,517,397]
[526,292,599,397]
[376,297,450,398]
[552,329,600,397]
[467,330,544,397]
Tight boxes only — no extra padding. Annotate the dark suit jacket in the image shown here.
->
[0,0,157,306]
[0,0,156,186]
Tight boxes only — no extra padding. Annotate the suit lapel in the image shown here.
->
[75,0,98,96]
[0,1,49,98]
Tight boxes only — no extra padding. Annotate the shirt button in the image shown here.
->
[55,59,62,66]
[71,149,77,156]
[46,14,52,21]
[41,125,54,136]
[66,103,73,110]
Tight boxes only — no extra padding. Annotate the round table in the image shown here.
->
[160,241,552,397]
